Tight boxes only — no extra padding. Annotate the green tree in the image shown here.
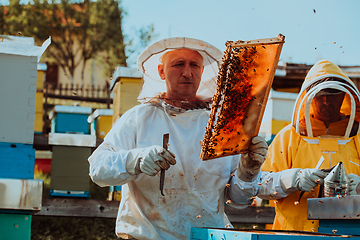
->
[1,0,128,83]
[125,23,158,68]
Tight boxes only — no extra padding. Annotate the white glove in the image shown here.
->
[348,174,360,195]
[280,168,328,193]
[126,145,176,176]
[237,136,268,182]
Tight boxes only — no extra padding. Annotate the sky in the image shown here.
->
[1,0,359,67]
[121,0,360,67]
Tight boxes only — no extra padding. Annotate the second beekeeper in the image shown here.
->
[258,59,360,232]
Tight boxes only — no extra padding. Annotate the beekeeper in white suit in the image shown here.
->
[88,37,268,240]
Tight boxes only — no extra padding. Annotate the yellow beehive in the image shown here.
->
[88,109,113,139]
[34,63,47,133]
[36,63,46,90]
[110,67,143,123]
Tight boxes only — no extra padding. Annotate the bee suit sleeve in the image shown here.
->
[89,108,151,187]
[227,136,268,205]
[257,168,328,199]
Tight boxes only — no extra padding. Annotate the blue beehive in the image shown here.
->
[0,142,35,179]
[191,227,360,239]
[49,105,92,134]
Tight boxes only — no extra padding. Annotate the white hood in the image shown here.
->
[136,37,223,102]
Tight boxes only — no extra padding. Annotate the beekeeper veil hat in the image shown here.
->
[137,37,223,103]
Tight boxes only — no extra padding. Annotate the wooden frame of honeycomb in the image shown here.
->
[200,34,285,160]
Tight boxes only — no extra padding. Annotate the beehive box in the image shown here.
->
[0,142,35,179]
[35,150,52,174]
[49,105,92,134]
[0,36,50,144]
[0,178,42,212]
[191,227,360,239]
[259,90,297,143]
[0,35,50,240]
[34,92,44,134]
[48,133,96,197]
[34,63,47,134]
[50,145,91,192]
[0,214,32,240]
[308,195,360,236]
[0,53,37,144]
[88,109,113,139]
[110,67,143,123]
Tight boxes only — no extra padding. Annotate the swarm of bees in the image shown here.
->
[201,44,257,159]
[200,35,285,160]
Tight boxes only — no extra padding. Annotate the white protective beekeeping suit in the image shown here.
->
[88,37,263,240]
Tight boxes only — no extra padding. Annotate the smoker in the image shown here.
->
[308,162,360,236]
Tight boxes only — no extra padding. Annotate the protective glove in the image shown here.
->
[280,168,328,193]
[237,136,268,182]
[348,174,360,195]
[126,145,176,176]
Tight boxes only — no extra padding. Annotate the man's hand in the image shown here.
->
[280,168,327,193]
[297,169,327,191]
[348,174,360,195]
[237,136,268,182]
[126,145,176,176]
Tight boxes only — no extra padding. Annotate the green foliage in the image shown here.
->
[1,0,128,81]
[125,23,158,67]
[138,24,156,49]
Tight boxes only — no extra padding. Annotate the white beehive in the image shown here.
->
[0,36,50,144]
[260,89,298,142]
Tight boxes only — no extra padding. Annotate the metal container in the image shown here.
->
[308,195,360,220]
[323,162,349,197]
[308,195,360,236]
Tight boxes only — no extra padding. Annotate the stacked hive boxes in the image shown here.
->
[48,105,96,198]
[0,36,50,239]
